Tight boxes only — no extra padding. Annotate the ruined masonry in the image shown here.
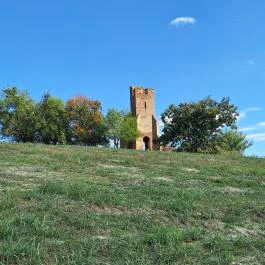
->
[122,86,160,151]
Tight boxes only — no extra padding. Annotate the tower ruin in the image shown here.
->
[125,86,160,150]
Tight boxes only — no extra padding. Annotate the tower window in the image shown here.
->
[144,102,147,109]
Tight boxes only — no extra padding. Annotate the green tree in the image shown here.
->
[104,109,125,148]
[159,97,239,152]
[0,87,37,142]
[65,95,107,145]
[120,113,140,145]
[36,93,68,144]
[216,129,253,154]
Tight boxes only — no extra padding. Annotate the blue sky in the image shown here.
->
[1,0,265,156]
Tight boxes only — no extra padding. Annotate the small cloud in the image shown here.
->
[237,107,261,121]
[257,122,265,127]
[239,127,256,132]
[238,120,265,133]
[170,17,197,27]
[237,112,246,121]
[247,59,255,66]
[246,133,265,142]
[158,120,164,127]
[246,107,261,112]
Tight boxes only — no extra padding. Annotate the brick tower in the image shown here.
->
[127,86,160,150]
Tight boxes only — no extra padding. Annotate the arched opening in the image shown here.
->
[128,141,133,149]
[143,136,150,151]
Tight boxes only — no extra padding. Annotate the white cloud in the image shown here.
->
[170,17,197,27]
[246,107,261,112]
[237,107,261,121]
[257,122,265,127]
[158,120,164,127]
[237,112,246,121]
[247,60,255,66]
[246,133,265,142]
[238,120,265,133]
[239,127,256,132]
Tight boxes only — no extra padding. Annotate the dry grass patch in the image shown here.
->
[0,166,43,177]
[233,226,261,237]
[218,186,249,194]
[208,176,222,182]
[155,176,174,183]
[181,167,200,173]
[86,204,167,217]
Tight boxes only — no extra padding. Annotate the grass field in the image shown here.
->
[0,143,264,264]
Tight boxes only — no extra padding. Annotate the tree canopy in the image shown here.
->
[159,97,240,153]
[0,87,37,142]
[104,109,124,148]
[65,96,107,146]
[36,93,67,144]
[0,87,107,146]
[120,113,140,144]
[216,129,253,154]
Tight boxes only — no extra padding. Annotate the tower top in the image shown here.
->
[130,85,154,90]
[130,86,154,97]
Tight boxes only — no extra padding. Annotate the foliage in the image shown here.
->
[0,87,38,142]
[159,97,239,152]
[104,110,140,148]
[216,129,253,154]
[104,108,125,148]
[120,113,140,144]
[0,88,108,146]
[36,93,68,144]
[66,95,107,145]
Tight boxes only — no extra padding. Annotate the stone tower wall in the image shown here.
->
[129,86,159,151]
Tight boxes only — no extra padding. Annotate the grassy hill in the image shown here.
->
[0,143,264,265]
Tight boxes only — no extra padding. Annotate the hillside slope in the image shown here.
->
[0,143,264,264]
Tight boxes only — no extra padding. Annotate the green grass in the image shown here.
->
[0,143,265,264]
